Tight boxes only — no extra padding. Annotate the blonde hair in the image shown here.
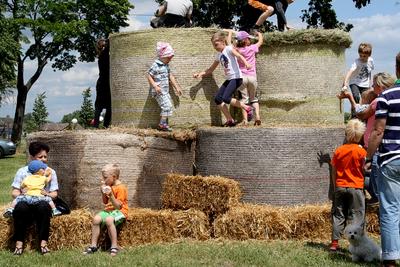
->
[358,43,372,56]
[211,31,227,44]
[360,88,377,105]
[374,72,396,89]
[345,119,366,144]
[101,163,120,179]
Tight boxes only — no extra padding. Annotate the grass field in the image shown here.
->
[0,150,379,266]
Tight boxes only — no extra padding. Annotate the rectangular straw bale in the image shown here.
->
[119,208,210,246]
[214,204,291,240]
[119,208,177,246]
[281,204,331,240]
[214,203,380,241]
[174,208,210,240]
[48,209,92,250]
[162,174,242,215]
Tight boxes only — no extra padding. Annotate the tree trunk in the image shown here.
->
[11,85,28,144]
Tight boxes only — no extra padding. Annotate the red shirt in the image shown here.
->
[331,143,366,189]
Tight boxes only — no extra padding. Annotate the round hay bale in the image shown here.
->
[195,127,344,206]
[27,129,195,210]
[110,28,349,128]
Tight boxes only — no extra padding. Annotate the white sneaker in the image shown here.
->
[3,207,14,218]
[52,208,62,216]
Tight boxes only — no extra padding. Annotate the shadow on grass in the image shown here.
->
[305,241,379,266]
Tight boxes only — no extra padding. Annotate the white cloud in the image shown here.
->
[120,15,149,32]
[61,64,98,83]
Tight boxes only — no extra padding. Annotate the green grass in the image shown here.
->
[0,153,26,204]
[0,240,378,267]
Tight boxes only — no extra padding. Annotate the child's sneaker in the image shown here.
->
[83,246,98,255]
[245,106,254,122]
[52,208,62,216]
[3,207,14,218]
[158,123,172,132]
[329,240,339,251]
[223,119,237,127]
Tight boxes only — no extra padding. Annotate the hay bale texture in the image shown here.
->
[0,207,209,251]
[27,130,195,210]
[162,174,241,216]
[195,127,344,206]
[110,28,349,128]
[214,203,379,241]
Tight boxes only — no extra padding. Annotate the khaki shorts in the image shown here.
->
[248,0,271,12]
[238,75,258,104]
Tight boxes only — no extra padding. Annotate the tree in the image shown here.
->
[353,0,371,9]
[31,92,48,130]
[4,0,133,143]
[79,88,94,128]
[0,7,19,106]
[61,110,81,124]
[301,0,353,32]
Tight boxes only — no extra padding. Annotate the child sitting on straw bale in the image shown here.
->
[83,164,128,256]
[146,42,183,132]
[3,160,62,218]
[193,31,253,127]
[329,119,366,252]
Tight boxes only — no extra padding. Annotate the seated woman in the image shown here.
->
[10,141,59,255]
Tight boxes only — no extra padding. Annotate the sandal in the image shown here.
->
[254,119,261,126]
[83,246,98,255]
[110,247,119,256]
[40,245,50,255]
[13,247,23,256]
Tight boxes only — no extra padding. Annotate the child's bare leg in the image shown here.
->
[90,215,102,247]
[49,201,56,210]
[218,103,234,121]
[255,7,274,26]
[105,217,118,248]
[230,98,248,110]
[252,102,261,121]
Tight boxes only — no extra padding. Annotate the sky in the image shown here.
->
[1,0,400,122]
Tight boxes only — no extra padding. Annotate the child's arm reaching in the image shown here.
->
[255,31,263,48]
[343,65,356,89]
[146,73,162,95]
[231,48,251,69]
[193,60,219,79]
[222,29,235,45]
[169,74,182,96]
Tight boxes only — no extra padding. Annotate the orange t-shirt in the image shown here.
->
[331,143,366,189]
[104,183,128,217]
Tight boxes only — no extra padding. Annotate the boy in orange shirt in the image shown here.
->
[330,119,366,251]
[83,164,128,256]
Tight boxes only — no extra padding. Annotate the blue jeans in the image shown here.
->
[365,153,379,200]
[378,158,400,260]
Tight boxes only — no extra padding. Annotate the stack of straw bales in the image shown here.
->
[162,174,242,217]
[0,206,209,251]
[214,203,380,241]
[0,174,381,251]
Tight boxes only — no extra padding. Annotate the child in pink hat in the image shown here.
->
[146,42,182,131]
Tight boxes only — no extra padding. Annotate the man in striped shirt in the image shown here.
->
[366,52,400,267]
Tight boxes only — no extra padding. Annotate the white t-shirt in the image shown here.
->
[215,45,242,80]
[349,57,374,88]
[166,0,193,17]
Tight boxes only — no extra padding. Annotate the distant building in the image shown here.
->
[0,116,13,139]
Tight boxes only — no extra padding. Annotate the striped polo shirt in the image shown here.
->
[376,80,400,166]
